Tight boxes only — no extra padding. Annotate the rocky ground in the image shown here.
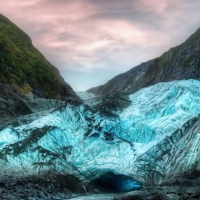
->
[0,169,200,200]
[114,169,200,200]
[0,171,87,200]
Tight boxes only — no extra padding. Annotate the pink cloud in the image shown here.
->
[0,0,200,90]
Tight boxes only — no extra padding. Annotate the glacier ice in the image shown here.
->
[0,79,200,183]
[76,91,96,101]
[91,171,143,192]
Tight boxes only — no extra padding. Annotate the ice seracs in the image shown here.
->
[0,79,200,183]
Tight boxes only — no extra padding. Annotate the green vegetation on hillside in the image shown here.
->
[0,14,66,98]
[143,27,200,87]
[157,28,200,68]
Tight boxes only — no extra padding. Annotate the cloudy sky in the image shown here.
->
[0,0,200,91]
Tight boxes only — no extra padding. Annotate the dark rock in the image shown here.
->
[114,169,200,200]
[87,60,155,96]
[190,187,200,198]
[143,28,200,88]
[0,171,86,199]
[0,83,74,129]
[0,83,32,118]
[39,191,46,198]
[114,190,169,200]
[166,194,179,200]
[0,14,81,103]
[28,197,36,200]
[93,91,132,118]
[52,174,86,194]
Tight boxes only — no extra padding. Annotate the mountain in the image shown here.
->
[143,27,200,87]
[87,59,154,96]
[1,79,200,184]
[1,14,200,199]
[87,27,200,96]
[0,14,79,102]
[0,14,81,125]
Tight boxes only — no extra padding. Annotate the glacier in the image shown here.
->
[76,91,96,101]
[0,79,200,184]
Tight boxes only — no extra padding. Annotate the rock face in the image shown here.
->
[0,83,67,128]
[114,169,200,200]
[88,28,200,97]
[0,14,79,102]
[0,79,200,187]
[143,27,200,87]
[0,14,81,128]
[0,83,32,119]
[0,171,86,200]
[87,59,154,96]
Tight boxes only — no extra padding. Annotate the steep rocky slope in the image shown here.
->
[0,14,81,127]
[0,79,200,186]
[0,14,79,102]
[143,27,200,87]
[87,28,200,97]
[87,59,154,96]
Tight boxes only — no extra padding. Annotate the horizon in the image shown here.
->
[0,0,200,91]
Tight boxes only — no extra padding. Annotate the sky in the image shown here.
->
[0,0,200,91]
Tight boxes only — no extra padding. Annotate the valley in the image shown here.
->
[0,12,200,200]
